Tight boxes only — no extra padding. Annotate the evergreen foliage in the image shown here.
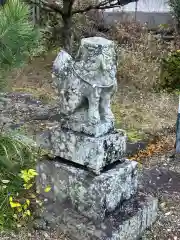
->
[0,0,41,229]
[0,0,40,90]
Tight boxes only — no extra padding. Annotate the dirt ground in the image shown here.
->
[141,150,180,240]
[2,54,180,239]
[10,54,55,103]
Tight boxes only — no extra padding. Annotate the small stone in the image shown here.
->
[42,232,50,239]
[33,218,47,230]
[165,212,171,216]
[159,202,166,210]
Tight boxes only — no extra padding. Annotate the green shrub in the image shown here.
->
[0,132,51,230]
[0,0,44,230]
[160,50,180,92]
[0,133,38,230]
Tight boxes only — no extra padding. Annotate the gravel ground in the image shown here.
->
[141,150,180,240]
[0,230,68,240]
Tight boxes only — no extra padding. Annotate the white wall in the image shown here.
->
[104,11,173,28]
[104,0,172,28]
[124,0,170,12]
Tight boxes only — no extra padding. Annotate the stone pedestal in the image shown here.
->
[37,157,158,240]
[37,159,138,221]
[44,195,157,240]
[47,125,126,174]
[37,159,158,240]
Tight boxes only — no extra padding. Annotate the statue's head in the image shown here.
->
[74,37,117,87]
[52,50,74,94]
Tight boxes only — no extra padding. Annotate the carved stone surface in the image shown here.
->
[52,37,117,134]
[38,193,158,240]
[61,120,115,137]
[60,195,158,240]
[39,125,127,174]
[37,159,139,221]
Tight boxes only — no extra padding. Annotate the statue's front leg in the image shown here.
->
[100,86,114,122]
[88,88,101,124]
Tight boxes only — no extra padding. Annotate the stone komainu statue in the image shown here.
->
[52,37,117,125]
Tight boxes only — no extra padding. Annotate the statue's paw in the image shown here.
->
[89,117,100,125]
[103,113,114,123]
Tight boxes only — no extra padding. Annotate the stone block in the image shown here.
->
[37,159,139,221]
[41,194,158,240]
[61,119,114,137]
[48,126,127,174]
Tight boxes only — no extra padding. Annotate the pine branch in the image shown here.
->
[0,0,40,90]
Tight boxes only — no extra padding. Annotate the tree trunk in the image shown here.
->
[61,0,74,53]
[62,14,73,53]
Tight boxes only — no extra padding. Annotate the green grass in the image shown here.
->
[126,129,145,142]
[112,103,145,142]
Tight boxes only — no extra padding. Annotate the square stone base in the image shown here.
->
[40,194,158,240]
[61,120,115,137]
[49,126,127,174]
[37,159,138,221]
[50,109,115,137]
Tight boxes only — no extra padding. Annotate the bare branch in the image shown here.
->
[27,0,137,16]
[72,0,137,15]
[27,0,64,15]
